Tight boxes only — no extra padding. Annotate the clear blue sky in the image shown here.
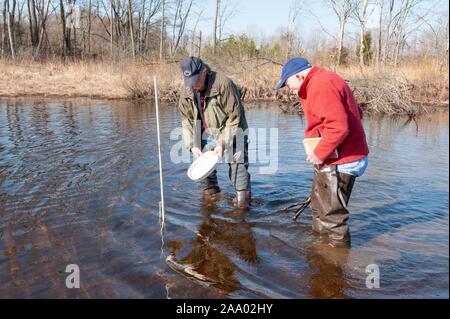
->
[195,0,449,44]
[193,0,348,42]
[196,0,332,41]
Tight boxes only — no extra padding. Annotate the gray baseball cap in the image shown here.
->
[181,56,203,87]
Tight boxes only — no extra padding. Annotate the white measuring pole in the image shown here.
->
[154,76,165,227]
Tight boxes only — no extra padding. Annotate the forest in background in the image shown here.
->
[0,0,448,115]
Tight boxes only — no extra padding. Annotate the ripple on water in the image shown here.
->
[0,99,448,298]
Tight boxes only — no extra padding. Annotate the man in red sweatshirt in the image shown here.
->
[276,58,369,248]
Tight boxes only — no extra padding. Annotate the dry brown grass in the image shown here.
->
[0,59,180,100]
[337,61,449,115]
[1,59,127,99]
[0,58,448,115]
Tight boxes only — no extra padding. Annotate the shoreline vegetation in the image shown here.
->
[1,1,448,117]
[1,58,448,116]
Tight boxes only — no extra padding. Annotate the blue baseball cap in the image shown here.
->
[275,57,312,90]
[181,56,204,87]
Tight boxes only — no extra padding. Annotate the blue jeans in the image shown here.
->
[320,156,368,177]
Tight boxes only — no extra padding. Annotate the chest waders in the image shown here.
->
[311,165,356,248]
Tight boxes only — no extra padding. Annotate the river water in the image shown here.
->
[0,98,448,298]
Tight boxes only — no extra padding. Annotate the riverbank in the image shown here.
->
[0,58,448,115]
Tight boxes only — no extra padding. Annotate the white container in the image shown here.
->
[187,151,220,181]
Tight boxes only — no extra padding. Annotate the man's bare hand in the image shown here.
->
[191,147,203,158]
[214,145,223,158]
[307,152,323,165]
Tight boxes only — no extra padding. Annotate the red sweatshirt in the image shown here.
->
[298,66,369,168]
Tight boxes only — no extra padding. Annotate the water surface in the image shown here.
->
[0,98,448,298]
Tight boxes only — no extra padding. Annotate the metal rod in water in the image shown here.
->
[154,76,165,228]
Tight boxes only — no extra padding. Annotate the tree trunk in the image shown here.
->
[159,0,165,59]
[198,30,202,57]
[394,33,404,67]
[137,0,144,54]
[36,0,51,57]
[6,0,16,59]
[10,0,16,50]
[393,0,411,67]
[60,0,71,58]
[382,0,394,64]
[375,0,384,68]
[110,0,114,60]
[337,18,345,66]
[26,0,33,47]
[359,0,369,67]
[73,8,77,58]
[88,0,92,54]
[30,0,39,46]
[445,22,449,70]
[128,0,135,59]
[170,0,178,58]
[213,0,220,54]
[359,25,364,67]
[1,1,6,57]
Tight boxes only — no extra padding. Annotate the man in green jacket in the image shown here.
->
[178,56,251,208]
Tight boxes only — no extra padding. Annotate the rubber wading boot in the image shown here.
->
[201,170,221,196]
[312,217,328,235]
[236,190,251,209]
[203,186,221,196]
[328,233,351,248]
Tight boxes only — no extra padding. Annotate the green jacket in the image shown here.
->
[178,71,248,150]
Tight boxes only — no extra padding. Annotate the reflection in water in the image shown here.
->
[167,195,258,294]
[304,239,351,299]
[0,98,448,298]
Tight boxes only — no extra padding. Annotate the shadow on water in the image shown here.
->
[0,98,448,298]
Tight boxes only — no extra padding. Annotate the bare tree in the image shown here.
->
[353,0,372,67]
[5,0,16,58]
[35,0,51,56]
[414,4,449,69]
[375,0,384,68]
[445,19,449,69]
[393,0,414,66]
[27,0,39,48]
[0,0,445,67]
[1,1,5,57]
[217,0,237,44]
[110,0,113,59]
[380,0,423,65]
[127,0,135,59]
[189,6,203,55]
[60,0,71,58]
[87,0,92,54]
[140,0,161,55]
[382,0,394,63]
[286,1,304,59]
[393,0,427,66]
[327,0,356,66]
[159,0,164,59]
[213,0,219,54]
[168,0,194,59]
